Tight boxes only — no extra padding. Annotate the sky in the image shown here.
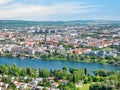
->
[0,0,119,21]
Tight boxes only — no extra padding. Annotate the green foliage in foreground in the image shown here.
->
[0,64,119,90]
[93,69,116,77]
[0,64,85,83]
[89,80,119,90]
[89,70,120,90]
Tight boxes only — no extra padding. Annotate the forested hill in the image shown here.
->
[0,20,120,28]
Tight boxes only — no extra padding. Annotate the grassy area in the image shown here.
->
[77,84,90,90]
[100,47,112,51]
[77,82,96,90]
[92,46,112,51]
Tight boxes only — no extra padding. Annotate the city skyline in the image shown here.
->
[0,0,119,21]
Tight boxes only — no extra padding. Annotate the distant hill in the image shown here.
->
[0,20,120,29]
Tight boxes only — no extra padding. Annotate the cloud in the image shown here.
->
[0,2,100,21]
[0,0,12,5]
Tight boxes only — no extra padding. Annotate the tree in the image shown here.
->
[27,67,31,75]
[84,68,88,76]
[69,68,84,83]
[20,68,27,76]
[62,67,67,71]
[89,80,118,90]
[39,68,50,78]
[7,83,17,90]
[93,70,116,77]
[61,82,76,90]
[42,87,47,90]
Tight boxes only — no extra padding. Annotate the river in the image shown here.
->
[0,57,120,74]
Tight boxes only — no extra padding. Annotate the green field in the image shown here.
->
[77,84,90,90]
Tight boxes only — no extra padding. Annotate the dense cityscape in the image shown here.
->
[0,21,120,65]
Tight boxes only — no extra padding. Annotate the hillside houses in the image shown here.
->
[83,50,117,57]
[84,38,113,48]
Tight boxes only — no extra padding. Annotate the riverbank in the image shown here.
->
[1,52,120,66]
[38,56,120,66]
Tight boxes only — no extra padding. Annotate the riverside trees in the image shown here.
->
[89,70,120,90]
[0,64,85,83]
[0,64,119,90]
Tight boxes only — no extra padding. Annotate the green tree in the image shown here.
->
[84,68,88,76]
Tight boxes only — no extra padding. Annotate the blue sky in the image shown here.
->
[0,0,119,21]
